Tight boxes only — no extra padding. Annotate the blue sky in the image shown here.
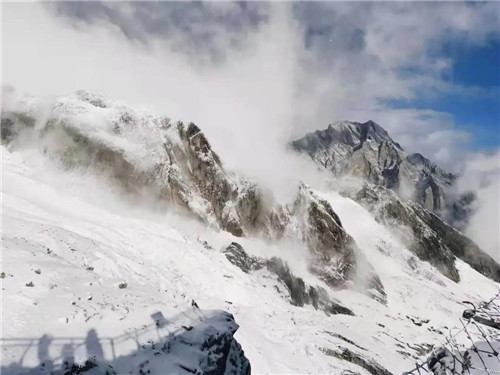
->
[418,39,500,150]
[3,2,499,168]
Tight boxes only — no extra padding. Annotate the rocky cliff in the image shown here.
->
[291,120,460,214]
[291,120,499,283]
[1,89,383,299]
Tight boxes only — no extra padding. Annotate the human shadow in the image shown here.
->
[85,329,104,364]
[0,308,251,375]
[37,334,53,374]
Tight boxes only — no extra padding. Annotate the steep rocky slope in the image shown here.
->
[291,120,460,216]
[3,146,499,374]
[1,89,382,299]
[291,120,500,283]
[355,185,500,283]
[2,88,263,237]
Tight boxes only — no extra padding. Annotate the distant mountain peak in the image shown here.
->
[291,119,461,217]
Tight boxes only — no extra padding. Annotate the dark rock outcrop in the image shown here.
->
[222,242,264,273]
[320,346,393,375]
[355,185,500,283]
[223,242,356,315]
[2,90,383,298]
[259,184,386,302]
[291,120,459,219]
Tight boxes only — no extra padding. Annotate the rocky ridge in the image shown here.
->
[292,120,500,283]
[291,120,458,214]
[1,89,383,298]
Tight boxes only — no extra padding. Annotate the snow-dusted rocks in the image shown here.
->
[260,184,386,302]
[355,184,500,283]
[223,242,356,314]
[292,120,500,284]
[291,120,459,217]
[1,309,250,375]
[2,89,381,297]
[2,89,264,237]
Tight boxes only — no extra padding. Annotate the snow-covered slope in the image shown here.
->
[2,146,499,374]
[2,90,499,374]
[0,88,384,295]
[291,120,500,285]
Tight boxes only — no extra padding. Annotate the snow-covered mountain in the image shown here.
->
[291,120,500,284]
[291,120,464,221]
[2,89,499,374]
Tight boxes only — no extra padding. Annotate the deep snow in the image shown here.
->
[1,146,499,374]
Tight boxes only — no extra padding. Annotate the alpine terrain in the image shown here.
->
[1,88,499,374]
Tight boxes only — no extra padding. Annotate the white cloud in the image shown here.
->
[457,152,500,261]
[1,2,498,199]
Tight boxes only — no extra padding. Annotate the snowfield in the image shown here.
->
[1,147,499,374]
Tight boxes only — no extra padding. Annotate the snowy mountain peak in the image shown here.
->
[2,89,499,375]
[292,119,460,214]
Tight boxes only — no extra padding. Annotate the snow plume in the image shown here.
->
[3,2,499,203]
[457,151,500,262]
[1,2,325,203]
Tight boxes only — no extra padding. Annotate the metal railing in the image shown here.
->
[404,291,500,375]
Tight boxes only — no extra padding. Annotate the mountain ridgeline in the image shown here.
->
[291,120,500,283]
[291,120,455,213]
[2,89,499,300]
[1,90,384,306]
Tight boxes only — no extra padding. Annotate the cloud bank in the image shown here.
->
[2,2,499,257]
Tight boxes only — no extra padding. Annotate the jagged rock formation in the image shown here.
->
[292,120,500,283]
[1,89,383,299]
[260,184,386,302]
[291,120,458,214]
[261,183,357,287]
[2,89,263,237]
[0,309,250,375]
[355,185,500,283]
[223,242,356,314]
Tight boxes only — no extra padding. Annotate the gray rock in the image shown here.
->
[320,346,393,375]
[222,242,264,273]
[223,242,356,315]
[2,90,383,299]
[355,185,500,282]
[291,120,461,220]
[260,184,386,302]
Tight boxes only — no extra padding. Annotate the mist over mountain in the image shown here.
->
[2,88,499,374]
[2,2,499,374]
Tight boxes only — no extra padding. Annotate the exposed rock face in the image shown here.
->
[223,242,356,315]
[291,120,457,216]
[320,346,393,375]
[265,184,358,288]
[222,242,264,274]
[1,90,262,237]
[259,184,386,302]
[292,120,500,283]
[355,185,500,283]
[2,89,383,298]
